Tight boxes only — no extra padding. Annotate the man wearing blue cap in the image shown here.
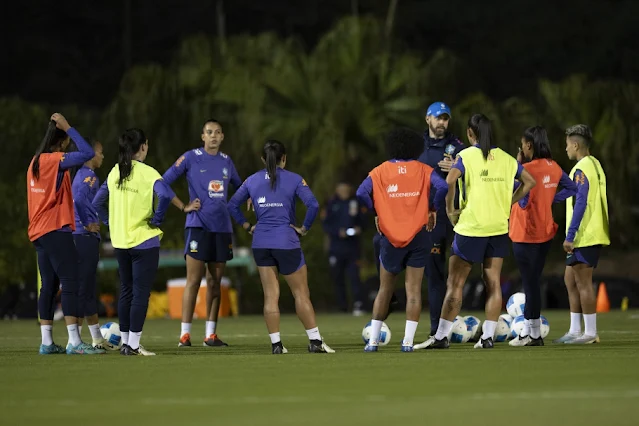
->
[417,102,465,338]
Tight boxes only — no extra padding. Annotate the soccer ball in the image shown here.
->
[362,321,391,345]
[510,315,525,339]
[463,315,481,341]
[495,314,512,342]
[100,322,123,350]
[446,316,465,340]
[450,320,472,343]
[506,292,526,318]
[540,315,550,339]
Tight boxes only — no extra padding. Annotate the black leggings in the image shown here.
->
[34,231,80,319]
[74,234,100,317]
[512,240,552,319]
[115,247,160,333]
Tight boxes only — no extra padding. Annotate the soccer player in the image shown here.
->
[508,126,577,347]
[227,140,334,354]
[27,113,103,354]
[418,114,536,350]
[72,138,110,349]
[163,119,242,348]
[553,124,610,344]
[356,128,448,352]
[93,129,199,355]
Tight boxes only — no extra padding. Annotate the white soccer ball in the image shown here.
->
[450,320,472,343]
[540,315,550,339]
[506,292,526,318]
[362,321,392,346]
[447,316,465,340]
[495,314,512,342]
[510,315,525,339]
[100,322,123,350]
[463,315,481,341]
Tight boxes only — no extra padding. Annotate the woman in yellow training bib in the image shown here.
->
[416,114,536,350]
[553,124,610,345]
[93,129,199,355]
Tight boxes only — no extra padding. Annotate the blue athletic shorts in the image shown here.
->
[379,229,428,275]
[566,245,602,268]
[184,227,233,263]
[451,233,510,263]
[252,248,305,275]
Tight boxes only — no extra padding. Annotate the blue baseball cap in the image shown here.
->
[426,102,451,118]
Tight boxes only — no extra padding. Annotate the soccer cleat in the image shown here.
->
[122,345,156,356]
[203,334,228,347]
[414,336,449,350]
[525,336,544,346]
[39,343,66,355]
[272,343,288,354]
[552,332,581,344]
[120,344,129,355]
[364,344,379,352]
[92,338,109,351]
[308,339,335,353]
[400,345,414,352]
[564,334,600,345]
[178,333,192,347]
[509,335,531,347]
[66,342,106,355]
[473,337,494,349]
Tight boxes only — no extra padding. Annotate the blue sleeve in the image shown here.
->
[451,156,465,176]
[452,140,465,157]
[356,176,374,210]
[566,170,589,242]
[149,180,176,227]
[515,162,524,180]
[92,182,110,226]
[430,170,449,211]
[59,128,95,169]
[230,160,242,189]
[74,180,96,227]
[162,153,188,186]
[227,181,251,225]
[553,171,578,203]
[296,179,319,230]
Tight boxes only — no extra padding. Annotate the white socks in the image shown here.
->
[521,320,531,337]
[206,321,217,337]
[569,312,582,334]
[129,331,142,350]
[78,325,83,338]
[529,318,541,339]
[121,331,129,346]
[89,324,102,340]
[368,320,383,345]
[583,313,597,336]
[481,320,497,340]
[67,324,81,346]
[434,319,453,341]
[269,332,281,344]
[180,322,191,337]
[403,320,418,346]
[41,325,53,346]
[306,327,321,341]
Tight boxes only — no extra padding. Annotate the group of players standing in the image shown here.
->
[26,99,609,355]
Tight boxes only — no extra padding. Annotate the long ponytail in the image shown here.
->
[262,140,286,190]
[118,128,146,188]
[468,114,493,160]
[32,121,67,180]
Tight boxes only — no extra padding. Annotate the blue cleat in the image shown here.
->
[364,344,379,352]
[39,343,66,355]
[400,345,414,352]
[66,342,106,355]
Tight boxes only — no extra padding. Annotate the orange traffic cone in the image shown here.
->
[596,282,610,313]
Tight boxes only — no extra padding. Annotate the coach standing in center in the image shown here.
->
[418,102,465,337]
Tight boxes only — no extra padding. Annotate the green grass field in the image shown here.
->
[1,311,638,426]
